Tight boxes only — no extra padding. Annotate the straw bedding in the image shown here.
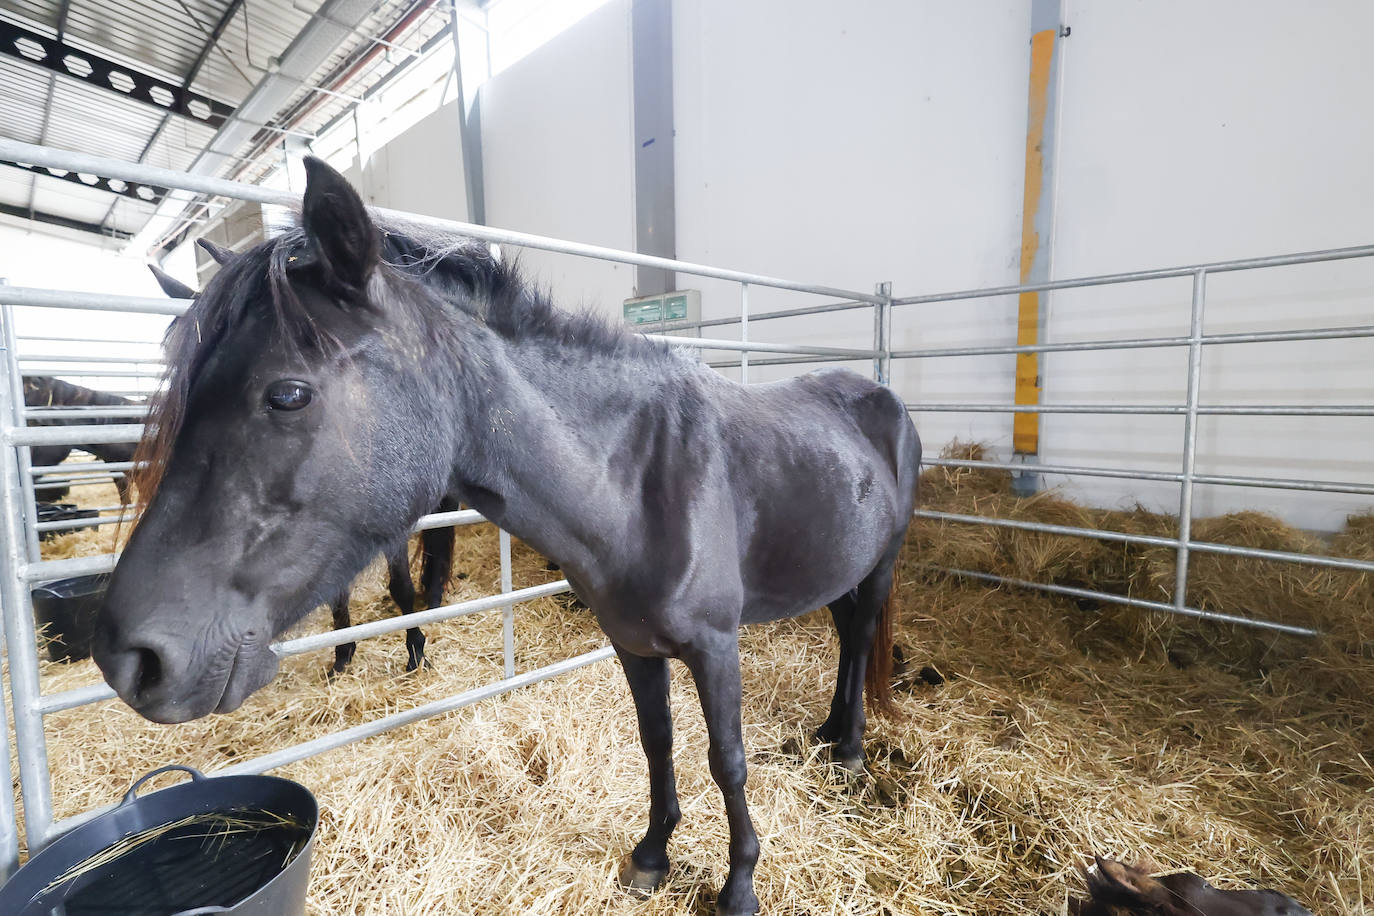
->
[12,457,1372,915]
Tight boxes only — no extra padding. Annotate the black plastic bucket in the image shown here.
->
[0,765,317,916]
[30,573,109,662]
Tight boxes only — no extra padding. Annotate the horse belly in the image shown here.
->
[738,486,897,625]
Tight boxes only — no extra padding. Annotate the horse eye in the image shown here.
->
[265,380,313,411]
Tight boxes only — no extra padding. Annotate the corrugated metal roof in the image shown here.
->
[0,0,446,241]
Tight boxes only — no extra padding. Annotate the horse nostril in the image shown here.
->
[131,646,164,698]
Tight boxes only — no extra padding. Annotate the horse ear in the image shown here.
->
[195,238,235,266]
[148,264,197,300]
[300,155,379,296]
[1085,858,1171,908]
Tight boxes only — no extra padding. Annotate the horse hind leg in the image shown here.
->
[385,546,428,671]
[824,554,899,774]
[328,591,356,676]
[816,589,858,746]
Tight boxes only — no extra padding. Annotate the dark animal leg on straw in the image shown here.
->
[328,591,355,676]
[419,524,454,611]
[616,645,680,894]
[817,590,858,747]
[385,547,428,672]
[684,636,760,916]
[825,554,898,774]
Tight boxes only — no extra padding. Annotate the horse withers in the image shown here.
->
[93,158,920,915]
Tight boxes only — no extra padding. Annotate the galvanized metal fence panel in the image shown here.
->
[1,137,1369,880]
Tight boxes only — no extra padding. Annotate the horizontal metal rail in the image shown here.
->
[25,406,149,420]
[646,335,876,358]
[917,509,1374,574]
[33,477,120,491]
[932,567,1319,636]
[5,425,144,447]
[20,369,160,379]
[888,323,1374,360]
[707,353,863,370]
[926,457,1374,497]
[20,505,497,584]
[19,354,165,365]
[0,288,188,316]
[908,403,1374,416]
[34,514,132,534]
[891,243,1374,305]
[655,298,874,333]
[37,579,575,714]
[30,461,137,475]
[0,138,883,305]
[16,335,162,346]
[45,644,616,842]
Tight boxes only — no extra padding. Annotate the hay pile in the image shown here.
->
[10,465,1372,914]
[919,442,1374,674]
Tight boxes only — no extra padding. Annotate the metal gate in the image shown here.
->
[3,137,1373,881]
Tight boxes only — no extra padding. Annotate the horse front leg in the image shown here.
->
[615,645,681,894]
[683,635,760,916]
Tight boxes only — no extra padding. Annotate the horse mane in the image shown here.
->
[127,217,668,515]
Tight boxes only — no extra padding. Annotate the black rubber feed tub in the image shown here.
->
[0,766,317,916]
[31,573,108,662]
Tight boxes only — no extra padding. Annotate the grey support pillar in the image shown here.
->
[450,0,487,226]
[631,0,676,296]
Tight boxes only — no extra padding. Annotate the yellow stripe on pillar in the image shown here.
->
[1014,27,1057,456]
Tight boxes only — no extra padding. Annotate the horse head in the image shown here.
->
[94,158,460,722]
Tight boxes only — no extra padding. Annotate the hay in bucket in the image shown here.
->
[12,455,1372,914]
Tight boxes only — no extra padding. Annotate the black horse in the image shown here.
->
[23,376,139,501]
[150,262,455,675]
[95,158,920,915]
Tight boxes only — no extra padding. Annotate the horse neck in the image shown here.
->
[447,327,658,574]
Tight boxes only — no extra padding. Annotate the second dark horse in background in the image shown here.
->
[24,375,139,501]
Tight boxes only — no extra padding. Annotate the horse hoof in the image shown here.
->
[618,856,668,896]
[833,754,866,776]
[715,898,760,916]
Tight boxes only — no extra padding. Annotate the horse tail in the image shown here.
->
[864,544,903,719]
[865,418,919,719]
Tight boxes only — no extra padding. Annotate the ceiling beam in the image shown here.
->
[3,160,167,203]
[25,0,71,224]
[95,0,249,233]
[128,0,386,255]
[0,201,132,240]
[0,17,234,127]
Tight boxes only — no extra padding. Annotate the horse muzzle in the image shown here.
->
[93,621,279,724]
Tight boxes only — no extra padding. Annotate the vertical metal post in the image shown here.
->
[873,281,892,385]
[499,528,514,678]
[0,622,18,880]
[0,305,55,852]
[739,282,749,384]
[2,308,40,561]
[1174,269,1207,609]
